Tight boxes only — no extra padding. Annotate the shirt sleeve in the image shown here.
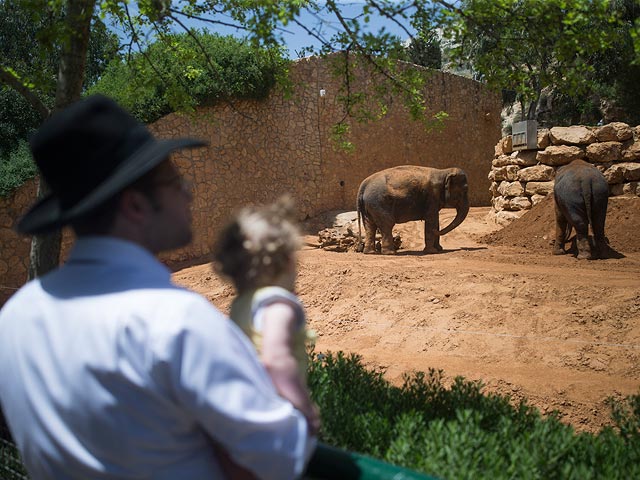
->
[252,288,306,333]
[162,295,312,479]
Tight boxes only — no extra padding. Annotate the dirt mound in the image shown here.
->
[482,195,640,254]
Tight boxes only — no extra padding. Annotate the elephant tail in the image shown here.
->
[356,185,365,252]
[584,181,595,232]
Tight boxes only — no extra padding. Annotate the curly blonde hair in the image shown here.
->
[213,195,301,292]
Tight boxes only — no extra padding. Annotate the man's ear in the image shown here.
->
[118,189,151,223]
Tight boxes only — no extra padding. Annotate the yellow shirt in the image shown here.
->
[229,286,314,377]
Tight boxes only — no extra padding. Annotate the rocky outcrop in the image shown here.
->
[489,123,640,224]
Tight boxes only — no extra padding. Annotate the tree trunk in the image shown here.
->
[28,0,96,280]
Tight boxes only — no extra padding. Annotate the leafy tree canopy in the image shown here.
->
[0,0,119,159]
[432,0,634,121]
[88,31,289,123]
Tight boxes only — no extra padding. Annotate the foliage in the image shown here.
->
[308,349,640,479]
[405,30,442,69]
[88,32,289,123]
[607,392,640,441]
[0,438,27,480]
[436,0,627,121]
[0,89,41,163]
[0,0,119,165]
[0,141,37,197]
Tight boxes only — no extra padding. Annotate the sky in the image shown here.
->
[257,2,417,58]
[114,1,418,59]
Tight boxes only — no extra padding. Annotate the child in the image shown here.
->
[213,196,321,435]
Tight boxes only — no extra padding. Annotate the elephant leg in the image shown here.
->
[423,210,441,254]
[591,201,608,259]
[553,203,569,255]
[576,233,592,260]
[362,218,377,254]
[379,223,396,255]
[572,216,592,260]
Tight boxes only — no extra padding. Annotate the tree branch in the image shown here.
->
[0,66,50,120]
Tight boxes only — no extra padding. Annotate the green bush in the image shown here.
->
[87,31,290,123]
[0,141,36,197]
[308,350,640,479]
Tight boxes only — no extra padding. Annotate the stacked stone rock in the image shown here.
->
[489,122,640,225]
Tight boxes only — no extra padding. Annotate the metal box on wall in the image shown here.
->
[512,120,538,151]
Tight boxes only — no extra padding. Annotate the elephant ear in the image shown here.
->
[444,172,453,204]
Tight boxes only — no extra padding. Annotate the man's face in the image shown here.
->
[144,160,194,254]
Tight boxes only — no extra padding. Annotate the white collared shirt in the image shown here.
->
[0,237,312,479]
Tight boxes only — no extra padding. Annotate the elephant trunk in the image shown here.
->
[439,201,469,236]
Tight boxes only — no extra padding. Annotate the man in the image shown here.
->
[0,95,314,479]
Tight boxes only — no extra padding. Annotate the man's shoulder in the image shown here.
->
[0,278,43,316]
[121,285,222,319]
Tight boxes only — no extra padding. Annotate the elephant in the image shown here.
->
[553,159,609,260]
[356,165,469,254]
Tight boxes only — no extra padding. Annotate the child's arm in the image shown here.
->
[260,302,321,435]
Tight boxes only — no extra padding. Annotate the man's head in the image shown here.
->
[17,94,206,253]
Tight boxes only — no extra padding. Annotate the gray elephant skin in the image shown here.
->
[553,159,609,260]
[356,165,469,254]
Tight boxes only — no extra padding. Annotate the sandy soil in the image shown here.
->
[172,195,640,434]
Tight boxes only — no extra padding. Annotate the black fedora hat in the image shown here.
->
[17,94,207,235]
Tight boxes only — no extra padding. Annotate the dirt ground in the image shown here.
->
[173,195,640,434]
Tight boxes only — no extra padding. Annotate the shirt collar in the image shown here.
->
[67,236,171,280]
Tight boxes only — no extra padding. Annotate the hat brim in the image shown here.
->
[16,137,207,235]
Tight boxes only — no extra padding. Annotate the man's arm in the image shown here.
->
[168,297,313,479]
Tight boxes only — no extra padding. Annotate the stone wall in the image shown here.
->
[489,123,640,225]
[1,55,501,304]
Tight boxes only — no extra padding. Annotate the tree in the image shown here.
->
[1,0,120,279]
[433,0,632,121]
[0,1,119,159]
[405,30,442,69]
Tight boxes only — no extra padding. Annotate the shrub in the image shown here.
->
[308,350,640,479]
[0,141,36,197]
[88,31,290,123]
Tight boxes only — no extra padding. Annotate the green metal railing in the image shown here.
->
[306,442,439,480]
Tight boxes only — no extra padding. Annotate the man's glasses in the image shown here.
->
[151,175,193,193]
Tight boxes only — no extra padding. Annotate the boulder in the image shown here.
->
[622,140,640,161]
[537,145,584,166]
[509,196,532,211]
[525,181,554,196]
[586,141,623,163]
[492,154,511,167]
[517,164,555,182]
[488,209,526,226]
[537,129,551,149]
[549,126,596,145]
[622,182,639,196]
[495,135,513,156]
[530,194,547,205]
[603,164,625,184]
[594,122,633,142]
[492,196,509,211]
[619,162,640,181]
[492,151,537,167]
[489,165,519,182]
[497,181,525,197]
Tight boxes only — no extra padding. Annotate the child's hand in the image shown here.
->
[305,402,321,436]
